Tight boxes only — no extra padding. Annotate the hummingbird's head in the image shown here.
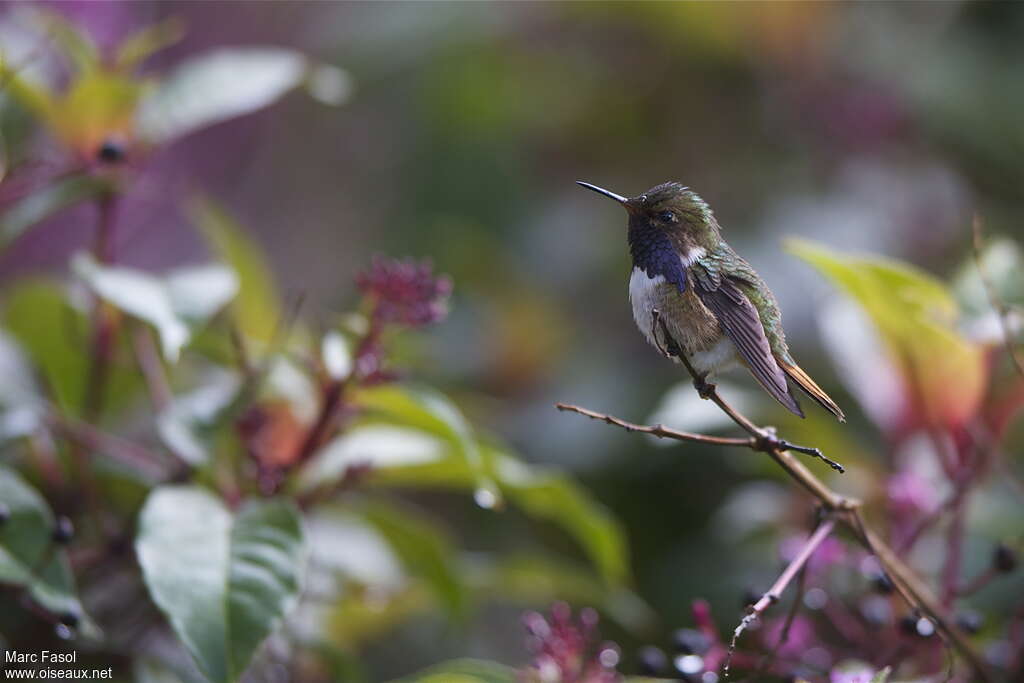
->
[576,180,720,251]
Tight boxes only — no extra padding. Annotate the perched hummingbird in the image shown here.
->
[578,180,844,422]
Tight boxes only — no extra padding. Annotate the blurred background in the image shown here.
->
[1,2,1023,681]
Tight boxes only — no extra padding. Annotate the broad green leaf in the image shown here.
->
[136,48,309,144]
[0,175,114,249]
[164,264,240,322]
[788,239,986,429]
[300,426,629,588]
[353,384,501,507]
[2,280,88,413]
[360,501,466,619]
[73,254,237,362]
[390,659,516,683]
[372,446,629,586]
[0,465,85,617]
[73,254,186,361]
[189,197,281,343]
[156,370,241,466]
[297,424,446,491]
[136,486,305,683]
[495,454,629,586]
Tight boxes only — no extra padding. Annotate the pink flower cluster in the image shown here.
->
[356,256,452,328]
[521,603,621,683]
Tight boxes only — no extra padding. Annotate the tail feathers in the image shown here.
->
[778,358,846,422]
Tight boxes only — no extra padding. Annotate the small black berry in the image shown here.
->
[899,614,918,636]
[637,645,667,675]
[58,609,80,627]
[956,610,983,635]
[871,571,894,594]
[51,516,74,544]
[672,628,710,655]
[96,139,125,164]
[993,543,1018,573]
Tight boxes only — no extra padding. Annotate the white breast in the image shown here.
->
[628,263,738,376]
[629,267,664,350]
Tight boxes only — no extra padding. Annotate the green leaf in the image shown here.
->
[2,280,88,413]
[788,239,986,429]
[296,424,447,492]
[870,667,892,683]
[0,330,44,441]
[390,659,517,683]
[156,370,241,466]
[0,62,59,128]
[136,486,305,683]
[495,453,629,586]
[298,425,629,588]
[72,254,237,362]
[29,9,100,75]
[189,197,282,343]
[115,18,186,71]
[360,501,467,619]
[137,48,309,144]
[0,465,86,617]
[1,175,114,249]
[353,384,501,507]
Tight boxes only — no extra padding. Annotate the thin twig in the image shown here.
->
[898,483,968,554]
[555,403,753,447]
[750,536,812,680]
[972,215,1024,378]
[130,323,172,412]
[723,518,836,680]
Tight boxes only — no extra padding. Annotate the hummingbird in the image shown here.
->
[578,180,844,422]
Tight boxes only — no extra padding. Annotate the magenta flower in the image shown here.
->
[356,256,452,328]
[521,603,621,683]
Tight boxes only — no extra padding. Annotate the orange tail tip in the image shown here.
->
[779,359,846,422]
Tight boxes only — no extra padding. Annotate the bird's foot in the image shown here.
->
[756,427,845,473]
[651,309,684,359]
[693,375,717,400]
[650,309,671,359]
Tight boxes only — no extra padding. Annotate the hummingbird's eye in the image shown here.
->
[657,210,677,223]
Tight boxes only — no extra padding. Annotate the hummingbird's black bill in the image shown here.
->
[576,181,628,204]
